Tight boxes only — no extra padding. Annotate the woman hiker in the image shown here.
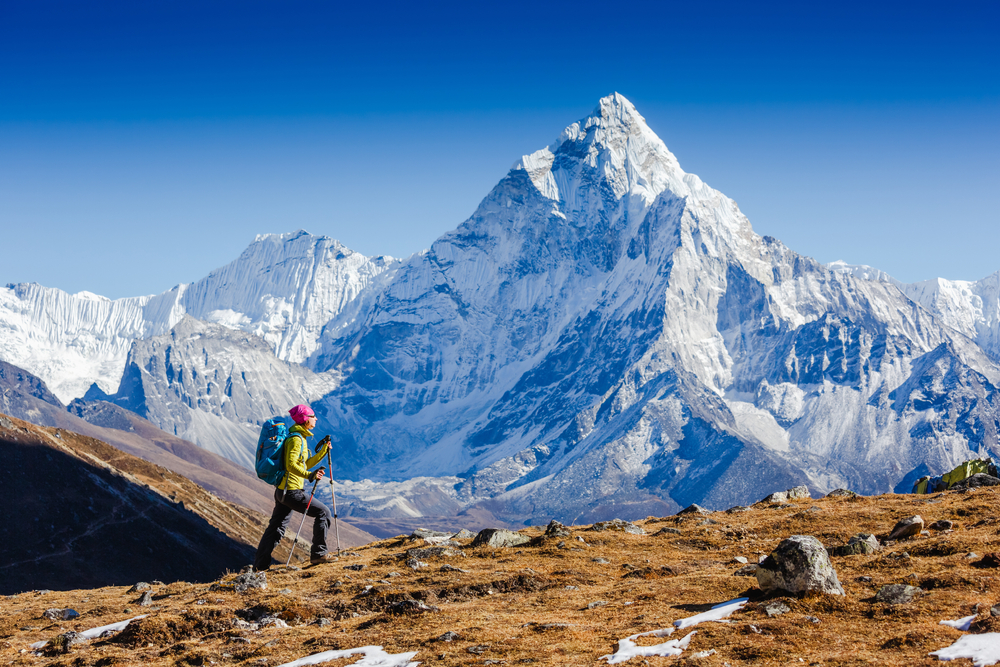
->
[253,404,335,571]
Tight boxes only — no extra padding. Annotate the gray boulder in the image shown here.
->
[762,485,810,504]
[42,608,79,621]
[826,488,857,498]
[875,584,920,604]
[471,528,530,548]
[828,534,879,557]
[544,520,572,538]
[756,535,845,595]
[677,504,711,515]
[587,519,645,535]
[886,516,924,541]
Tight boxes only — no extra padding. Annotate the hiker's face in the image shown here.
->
[306,415,317,429]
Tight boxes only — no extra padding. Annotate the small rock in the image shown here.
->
[690,649,717,658]
[677,504,711,515]
[875,584,920,605]
[726,505,751,513]
[451,529,477,539]
[42,609,79,621]
[972,553,1000,569]
[565,585,578,590]
[441,564,468,573]
[257,616,289,629]
[828,533,879,557]
[467,644,489,655]
[471,528,531,548]
[556,540,566,548]
[315,618,332,627]
[990,605,1000,618]
[733,564,758,577]
[763,601,790,617]
[406,558,428,570]
[654,527,682,536]
[587,600,609,609]
[857,576,873,583]
[756,535,845,595]
[826,488,857,498]
[591,557,610,564]
[966,552,981,561]
[344,563,365,571]
[886,516,924,541]
[436,631,460,642]
[279,588,292,595]
[137,591,153,607]
[698,518,719,526]
[804,616,821,624]
[232,571,267,594]
[544,520,572,538]
[587,519,646,535]
[928,520,954,531]
[127,582,151,593]
[732,556,749,564]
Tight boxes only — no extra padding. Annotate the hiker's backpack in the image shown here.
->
[255,417,291,485]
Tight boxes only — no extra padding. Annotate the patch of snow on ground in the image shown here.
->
[599,628,695,664]
[940,615,977,631]
[30,615,148,648]
[930,633,1000,666]
[673,598,749,629]
[275,646,419,667]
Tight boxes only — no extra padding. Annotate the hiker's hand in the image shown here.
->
[311,468,326,482]
[318,435,331,449]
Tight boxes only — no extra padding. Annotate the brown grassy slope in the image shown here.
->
[3,486,1000,666]
[0,413,331,593]
[0,381,375,546]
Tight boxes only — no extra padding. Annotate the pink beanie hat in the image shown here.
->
[289,404,315,425]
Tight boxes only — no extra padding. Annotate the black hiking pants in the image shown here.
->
[253,487,331,571]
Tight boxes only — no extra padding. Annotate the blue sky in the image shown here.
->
[1,0,998,299]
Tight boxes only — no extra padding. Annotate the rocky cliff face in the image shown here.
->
[96,315,338,467]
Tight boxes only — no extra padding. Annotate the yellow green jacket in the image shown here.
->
[278,424,329,491]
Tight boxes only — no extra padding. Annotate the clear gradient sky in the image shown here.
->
[2,1,998,299]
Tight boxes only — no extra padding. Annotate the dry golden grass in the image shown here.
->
[3,487,1000,666]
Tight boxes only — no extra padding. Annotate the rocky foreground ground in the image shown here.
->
[4,486,1000,666]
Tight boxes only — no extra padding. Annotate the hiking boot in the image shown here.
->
[310,553,337,566]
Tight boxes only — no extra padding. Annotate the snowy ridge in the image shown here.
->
[0,231,398,403]
[828,261,1000,363]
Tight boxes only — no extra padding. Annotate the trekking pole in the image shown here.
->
[286,476,320,566]
[326,448,342,555]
